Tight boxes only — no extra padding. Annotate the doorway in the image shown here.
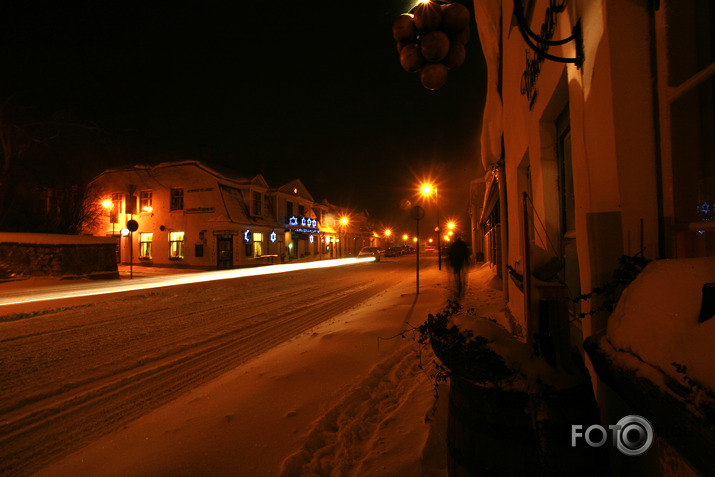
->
[557,108,581,315]
[217,235,233,269]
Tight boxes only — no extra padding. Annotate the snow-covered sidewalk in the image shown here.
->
[36,263,505,476]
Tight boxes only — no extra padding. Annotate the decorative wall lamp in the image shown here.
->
[513,0,584,67]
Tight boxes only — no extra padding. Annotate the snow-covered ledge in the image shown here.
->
[0,233,119,280]
[585,257,715,474]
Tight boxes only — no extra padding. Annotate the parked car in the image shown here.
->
[358,246,381,262]
[383,246,402,257]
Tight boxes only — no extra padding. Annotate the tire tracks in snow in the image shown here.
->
[0,264,402,477]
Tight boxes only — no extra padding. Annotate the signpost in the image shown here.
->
[411,205,425,294]
[126,219,139,279]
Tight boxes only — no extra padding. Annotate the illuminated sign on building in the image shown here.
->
[270,231,277,243]
[288,216,317,229]
[244,230,250,243]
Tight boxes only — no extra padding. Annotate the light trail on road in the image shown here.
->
[0,257,375,307]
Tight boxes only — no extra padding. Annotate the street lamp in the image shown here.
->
[339,216,349,258]
[419,182,442,270]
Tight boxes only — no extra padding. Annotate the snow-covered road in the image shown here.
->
[0,259,418,476]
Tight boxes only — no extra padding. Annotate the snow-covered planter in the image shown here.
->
[586,257,715,474]
[420,301,608,475]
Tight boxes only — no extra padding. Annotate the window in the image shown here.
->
[139,233,153,259]
[170,188,184,211]
[298,204,305,216]
[140,191,152,212]
[287,201,294,217]
[253,232,263,257]
[252,191,262,216]
[169,231,185,259]
[557,107,581,315]
[110,193,122,223]
[126,195,137,215]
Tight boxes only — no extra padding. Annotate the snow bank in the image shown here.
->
[607,257,715,394]
[0,233,116,245]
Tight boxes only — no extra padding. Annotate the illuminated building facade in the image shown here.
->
[472,0,714,473]
[89,161,343,269]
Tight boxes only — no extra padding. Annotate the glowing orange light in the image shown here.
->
[420,183,433,196]
[385,229,392,237]
[102,200,112,209]
[402,234,409,241]
[340,216,349,226]
[413,237,418,243]
[447,221,455,229]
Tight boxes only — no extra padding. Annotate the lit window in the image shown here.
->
[139,232,153,259]
[170,188,184,211]
[253,232,263,257]
[140,191,153,212]
[169,231,185,259]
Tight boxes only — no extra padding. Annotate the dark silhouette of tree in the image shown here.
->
[0,96,106,234]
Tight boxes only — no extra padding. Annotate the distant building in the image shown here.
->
[88,160,372,269]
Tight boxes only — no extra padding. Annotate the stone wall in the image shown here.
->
[0,233,119,280]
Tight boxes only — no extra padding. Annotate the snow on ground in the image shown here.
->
[33,262,507,476]
[606,257,715,397]
[0,232,117,245]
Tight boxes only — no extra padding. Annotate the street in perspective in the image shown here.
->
[1,0,715,476]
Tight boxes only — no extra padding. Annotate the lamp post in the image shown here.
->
[339,216,349,258]
[420,183,442,270]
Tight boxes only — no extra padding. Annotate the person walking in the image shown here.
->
[448,236,471,299]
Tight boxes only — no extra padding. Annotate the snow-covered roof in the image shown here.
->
[92,160,259,189]
[272,179,314,202]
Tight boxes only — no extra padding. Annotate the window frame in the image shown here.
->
[140,190,153,213]
[251,190,263,217]
[170,188,184,212]
[139,232,153,259]
[168,231,185,259]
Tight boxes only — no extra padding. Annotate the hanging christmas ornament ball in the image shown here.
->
[420,62,448,90]
[420,30,450,62]
[400,43,425,73]
[392,13,417,43]
[441,3,470,34]
[453,24,471,45]
[412,0,443,32]
[443,41,466,69]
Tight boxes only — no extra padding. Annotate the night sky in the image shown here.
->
[1,1,486,232]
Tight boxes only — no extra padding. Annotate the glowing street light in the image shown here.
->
[447,221,456,230]
[385,229,392,237]
[102,200,112,209]
[339,216,349,258]
[419,181,442,270]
